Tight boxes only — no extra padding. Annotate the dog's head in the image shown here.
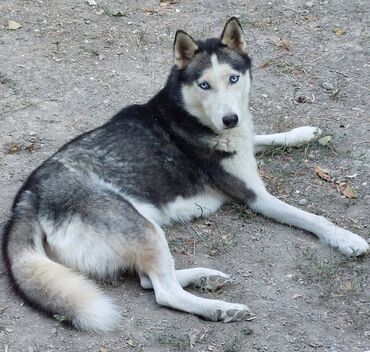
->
[173,18,251,132]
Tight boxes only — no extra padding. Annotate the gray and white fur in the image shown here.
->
[2,18,368,332]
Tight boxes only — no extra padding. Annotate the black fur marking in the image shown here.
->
[177,38,251,84]
[217,47,251,74]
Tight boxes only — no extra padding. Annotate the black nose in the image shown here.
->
[222,114,238,128]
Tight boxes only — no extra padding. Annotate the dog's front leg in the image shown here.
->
[219,151,369,257]
[248,187,369,256]
[254,126,321,153]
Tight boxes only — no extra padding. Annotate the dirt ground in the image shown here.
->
[1,0,369,351]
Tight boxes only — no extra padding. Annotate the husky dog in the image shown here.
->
[2,18,368,332]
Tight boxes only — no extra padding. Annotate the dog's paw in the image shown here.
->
[211,303,253,323]
[325,229,369,257]
[203,135,235,152]
[287,126,322,146]
[215,137,235,152]
[197,274,233,290]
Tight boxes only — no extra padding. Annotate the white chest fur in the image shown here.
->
[128,187,227,225]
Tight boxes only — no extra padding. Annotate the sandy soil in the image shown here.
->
[1,0,369,351]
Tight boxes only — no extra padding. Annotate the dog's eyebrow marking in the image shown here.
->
[183,52,212,83]
[216,48,251,74]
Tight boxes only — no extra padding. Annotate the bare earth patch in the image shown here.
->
[0,0,369,351]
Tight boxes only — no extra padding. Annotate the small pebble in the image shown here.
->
[308,152,315,159]
[305,1,314,8]
[298,199,308,206]
[322,82,334,90]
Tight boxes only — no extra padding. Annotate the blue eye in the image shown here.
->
[230,75,239,84]
[198,81,210,90]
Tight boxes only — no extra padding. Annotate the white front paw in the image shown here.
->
[215,137,231,151]
[324,229,369,257]
[287,126,322,146]
[211,136,235,152]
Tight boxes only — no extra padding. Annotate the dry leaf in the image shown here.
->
[339,182,357,198]
[276,38,290,51]
[332,27,347,36]
[318,135,332,146]
[86,0,96,6]
[25,143,37,152]
[292,294,302,299]
[259,61,271,69]
[314,166,332,181]
[8,20,21,30]
[349,218,363,230]
[7,143,22,154]
[127,339,136,347]
[100,348,108,352]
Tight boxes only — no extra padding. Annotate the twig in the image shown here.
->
[67,116,83,128]
[282,6,305,14]
[0,306,11,315]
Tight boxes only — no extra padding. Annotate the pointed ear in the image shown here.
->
[220,17,247,53]
[174,30,198,69]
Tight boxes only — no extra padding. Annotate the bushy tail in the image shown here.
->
[2,208,120,332]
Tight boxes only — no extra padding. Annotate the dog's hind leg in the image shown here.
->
[254,126,321,153]
[137,224,251,322]
[43,187,249,324]
[139,268,232,290]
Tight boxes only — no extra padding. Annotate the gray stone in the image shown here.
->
[322,82,334,90]
[305,1,314,8]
